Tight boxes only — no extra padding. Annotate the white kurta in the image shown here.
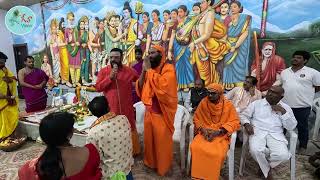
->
[86,115,134,178]
[225,87,262,113]
[240,99,297,177]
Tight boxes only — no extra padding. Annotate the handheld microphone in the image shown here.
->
[113,63,118,78]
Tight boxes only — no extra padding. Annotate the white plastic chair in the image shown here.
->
[239,130,297,180]
[133,102,190,170]
[133,101,146,134]
[185,122,237,180]
[312,97,320,141]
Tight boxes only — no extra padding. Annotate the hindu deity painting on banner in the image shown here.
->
[11,0,320,90]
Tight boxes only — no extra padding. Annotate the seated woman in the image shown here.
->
[18,112,102,180]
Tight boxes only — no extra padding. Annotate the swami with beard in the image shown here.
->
[95,48,141,156]
[136,45,178,176]
[190,83,240,180]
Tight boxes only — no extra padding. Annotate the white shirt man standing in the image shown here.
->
[278,50,320,154]
[241,86,297,180]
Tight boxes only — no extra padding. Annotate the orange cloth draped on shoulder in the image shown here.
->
[135,45,178,176]
[190,83,240,180]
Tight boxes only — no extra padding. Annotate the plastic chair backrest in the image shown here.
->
[133,101,145,122]
[133,102,190,139]
[173,105,190,141]
[133,101,146,134]
[175,105,186,123]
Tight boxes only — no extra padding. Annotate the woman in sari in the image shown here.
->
[161,10,175,57]
[104,12,116,56]
[18,56,48,113]
[0,52,18,141]
[104,13,127,64]
[168,5,195,89]
[214,0,232,78]
[189,0,230,86]
[79,16,91,84]
[216,0,232,28]
[145,9,165,55]
[222,1,252,89]
[58,18,72,87]
[140,12,153,53]
[19,112,102,180]
[49,19,61,85]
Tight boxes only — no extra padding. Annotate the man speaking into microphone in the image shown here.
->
[95,48,141,155]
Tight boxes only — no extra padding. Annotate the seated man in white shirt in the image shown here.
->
[226,76,262,113]
[240,86,297,180]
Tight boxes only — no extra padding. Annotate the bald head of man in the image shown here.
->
[266,86,285,105]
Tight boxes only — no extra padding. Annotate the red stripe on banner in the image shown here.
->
[260,0,269,38]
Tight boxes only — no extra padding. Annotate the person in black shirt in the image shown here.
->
[190,79,207,112]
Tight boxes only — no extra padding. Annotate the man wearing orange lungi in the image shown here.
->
[136,45,178,176]
[190,83,240,180]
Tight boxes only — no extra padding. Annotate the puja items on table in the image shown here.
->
[60,101,91,124]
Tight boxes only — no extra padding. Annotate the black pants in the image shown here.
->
[292,107,311,148]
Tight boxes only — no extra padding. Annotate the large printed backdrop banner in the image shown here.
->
[11,0,320,89]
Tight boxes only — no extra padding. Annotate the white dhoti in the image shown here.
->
[249,132,291,178]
